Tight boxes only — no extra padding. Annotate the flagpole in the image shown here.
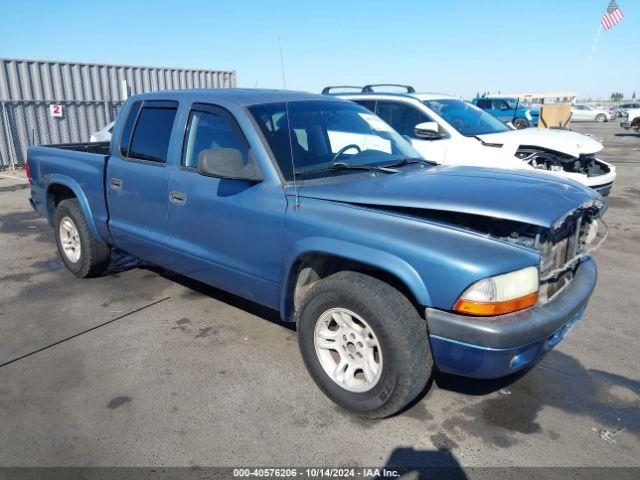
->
[584,23,603,77]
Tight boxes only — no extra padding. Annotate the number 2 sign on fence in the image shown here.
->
[49,104,63,118]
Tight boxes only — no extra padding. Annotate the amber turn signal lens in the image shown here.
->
[454,291,539,316]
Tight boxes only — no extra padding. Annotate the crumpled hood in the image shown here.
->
[294,166,599,228]
[477,128,603,158]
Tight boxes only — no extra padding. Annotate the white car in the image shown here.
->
[89,121,115,142]
[327,85,616,196]
[571,104,615,122]
[621,108,640,132]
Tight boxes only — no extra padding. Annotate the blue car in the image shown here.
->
[472,97,539,129]
[26,89,604,418]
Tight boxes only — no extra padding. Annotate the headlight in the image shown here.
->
[454,266,539,316]
[525,111,533,121]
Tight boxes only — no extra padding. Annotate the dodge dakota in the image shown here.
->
[27,89,606,418]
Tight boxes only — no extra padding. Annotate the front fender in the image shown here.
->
[279,236,431,322]
[45,175,104,242]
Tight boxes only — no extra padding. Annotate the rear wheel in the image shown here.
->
[54,198,111,278]
[513,118,530,129]
[596,113,607,122]
[297,271,432,418]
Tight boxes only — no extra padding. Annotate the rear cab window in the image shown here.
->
[119,100,178,163]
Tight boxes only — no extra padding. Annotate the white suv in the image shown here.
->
[326,85,616,196]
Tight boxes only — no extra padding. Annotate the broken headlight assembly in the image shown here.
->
[515,147,609,177]
[453,266,539,316]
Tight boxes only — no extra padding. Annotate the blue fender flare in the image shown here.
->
[279,236,431,322]
[45,175,103,242]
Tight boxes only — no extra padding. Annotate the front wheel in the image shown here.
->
[54,198,111,278]
[513,118,530,129]
[596,113,607,123]
[297,271,432,418]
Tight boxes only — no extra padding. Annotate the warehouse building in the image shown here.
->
[0,58,236,169]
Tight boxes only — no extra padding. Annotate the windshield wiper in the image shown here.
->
[379,157,437,168]
[295,162,398,177]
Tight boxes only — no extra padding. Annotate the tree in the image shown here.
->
[610,91,623,101]
[633,91,637,99]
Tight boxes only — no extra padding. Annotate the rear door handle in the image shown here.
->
[169,191,187,206]
[110,178,123,191]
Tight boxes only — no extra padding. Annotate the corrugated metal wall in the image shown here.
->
[0,58,236,168]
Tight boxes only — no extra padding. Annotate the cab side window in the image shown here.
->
[352,100,376,113]
[182,105,250,170]
[475,99,491,109]
[375,101,432,138]
[121,100,178,163]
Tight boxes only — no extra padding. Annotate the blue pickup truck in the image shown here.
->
[472,97,540,129]
[27,89,604,418]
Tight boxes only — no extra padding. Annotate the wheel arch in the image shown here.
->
[45,175,101,240]
[279,238,431,323]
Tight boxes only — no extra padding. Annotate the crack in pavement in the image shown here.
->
[0,296,170,369]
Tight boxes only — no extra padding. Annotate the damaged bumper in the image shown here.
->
[425,258,597,379]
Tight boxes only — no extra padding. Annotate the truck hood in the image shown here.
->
[476,128,603,157]
[294,166,598,228]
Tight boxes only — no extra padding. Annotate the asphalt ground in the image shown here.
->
[0,121,638,472]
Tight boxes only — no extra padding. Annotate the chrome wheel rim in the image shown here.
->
[313,307,383,393]
[59,216,81,263]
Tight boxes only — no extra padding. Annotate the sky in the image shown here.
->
[1,0,638,99]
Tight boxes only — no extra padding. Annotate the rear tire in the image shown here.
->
[596,113,606,123]
[297,271,432,418]
[54,198,111,278]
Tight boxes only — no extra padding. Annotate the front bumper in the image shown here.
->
[425,258,597,379]
[621,121,631,130]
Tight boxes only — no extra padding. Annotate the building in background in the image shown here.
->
[0,58,236,169]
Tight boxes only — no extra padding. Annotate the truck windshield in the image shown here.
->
[249,100,422,181]
[423,99,509,136]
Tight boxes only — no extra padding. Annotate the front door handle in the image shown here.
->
[110,178,123,191]
[169,191,187,206]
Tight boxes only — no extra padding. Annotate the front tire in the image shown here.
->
[596,113,607,122]
[513,118,530,129]
[297,271,432,418]
[54,198,111,278]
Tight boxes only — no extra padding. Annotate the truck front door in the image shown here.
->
[166,103,285,308]
[106,100,178,267]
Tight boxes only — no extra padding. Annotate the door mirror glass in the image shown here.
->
[197,148,263,182]
[415,121,445,139]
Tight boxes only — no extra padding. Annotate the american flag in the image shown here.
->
[601,0,624,30]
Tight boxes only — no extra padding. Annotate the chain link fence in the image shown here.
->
[0,100,123,170]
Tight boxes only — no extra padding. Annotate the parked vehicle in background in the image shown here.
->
[472,96,539,129]
[571,104,615,122]
[89,121,115,142]
[329,85,616,196]
[618,102,640,117]
[621,108,640,132]
[27,89,606,418]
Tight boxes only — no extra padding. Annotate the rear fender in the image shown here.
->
[279,237,431,322]
[45,175,103,241]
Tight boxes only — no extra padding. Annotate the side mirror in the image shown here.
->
[415,122,445,139]
[197,148,263,182]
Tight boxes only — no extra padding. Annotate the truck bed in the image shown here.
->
[45,141,111,155]
[27,142,112,244]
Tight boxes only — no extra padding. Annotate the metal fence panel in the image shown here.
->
[0,100,123,168]
[0,58,236,168]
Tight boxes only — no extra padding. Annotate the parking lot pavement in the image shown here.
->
[0,121,638,468]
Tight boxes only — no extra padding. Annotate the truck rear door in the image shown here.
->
[106,99,179,267]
